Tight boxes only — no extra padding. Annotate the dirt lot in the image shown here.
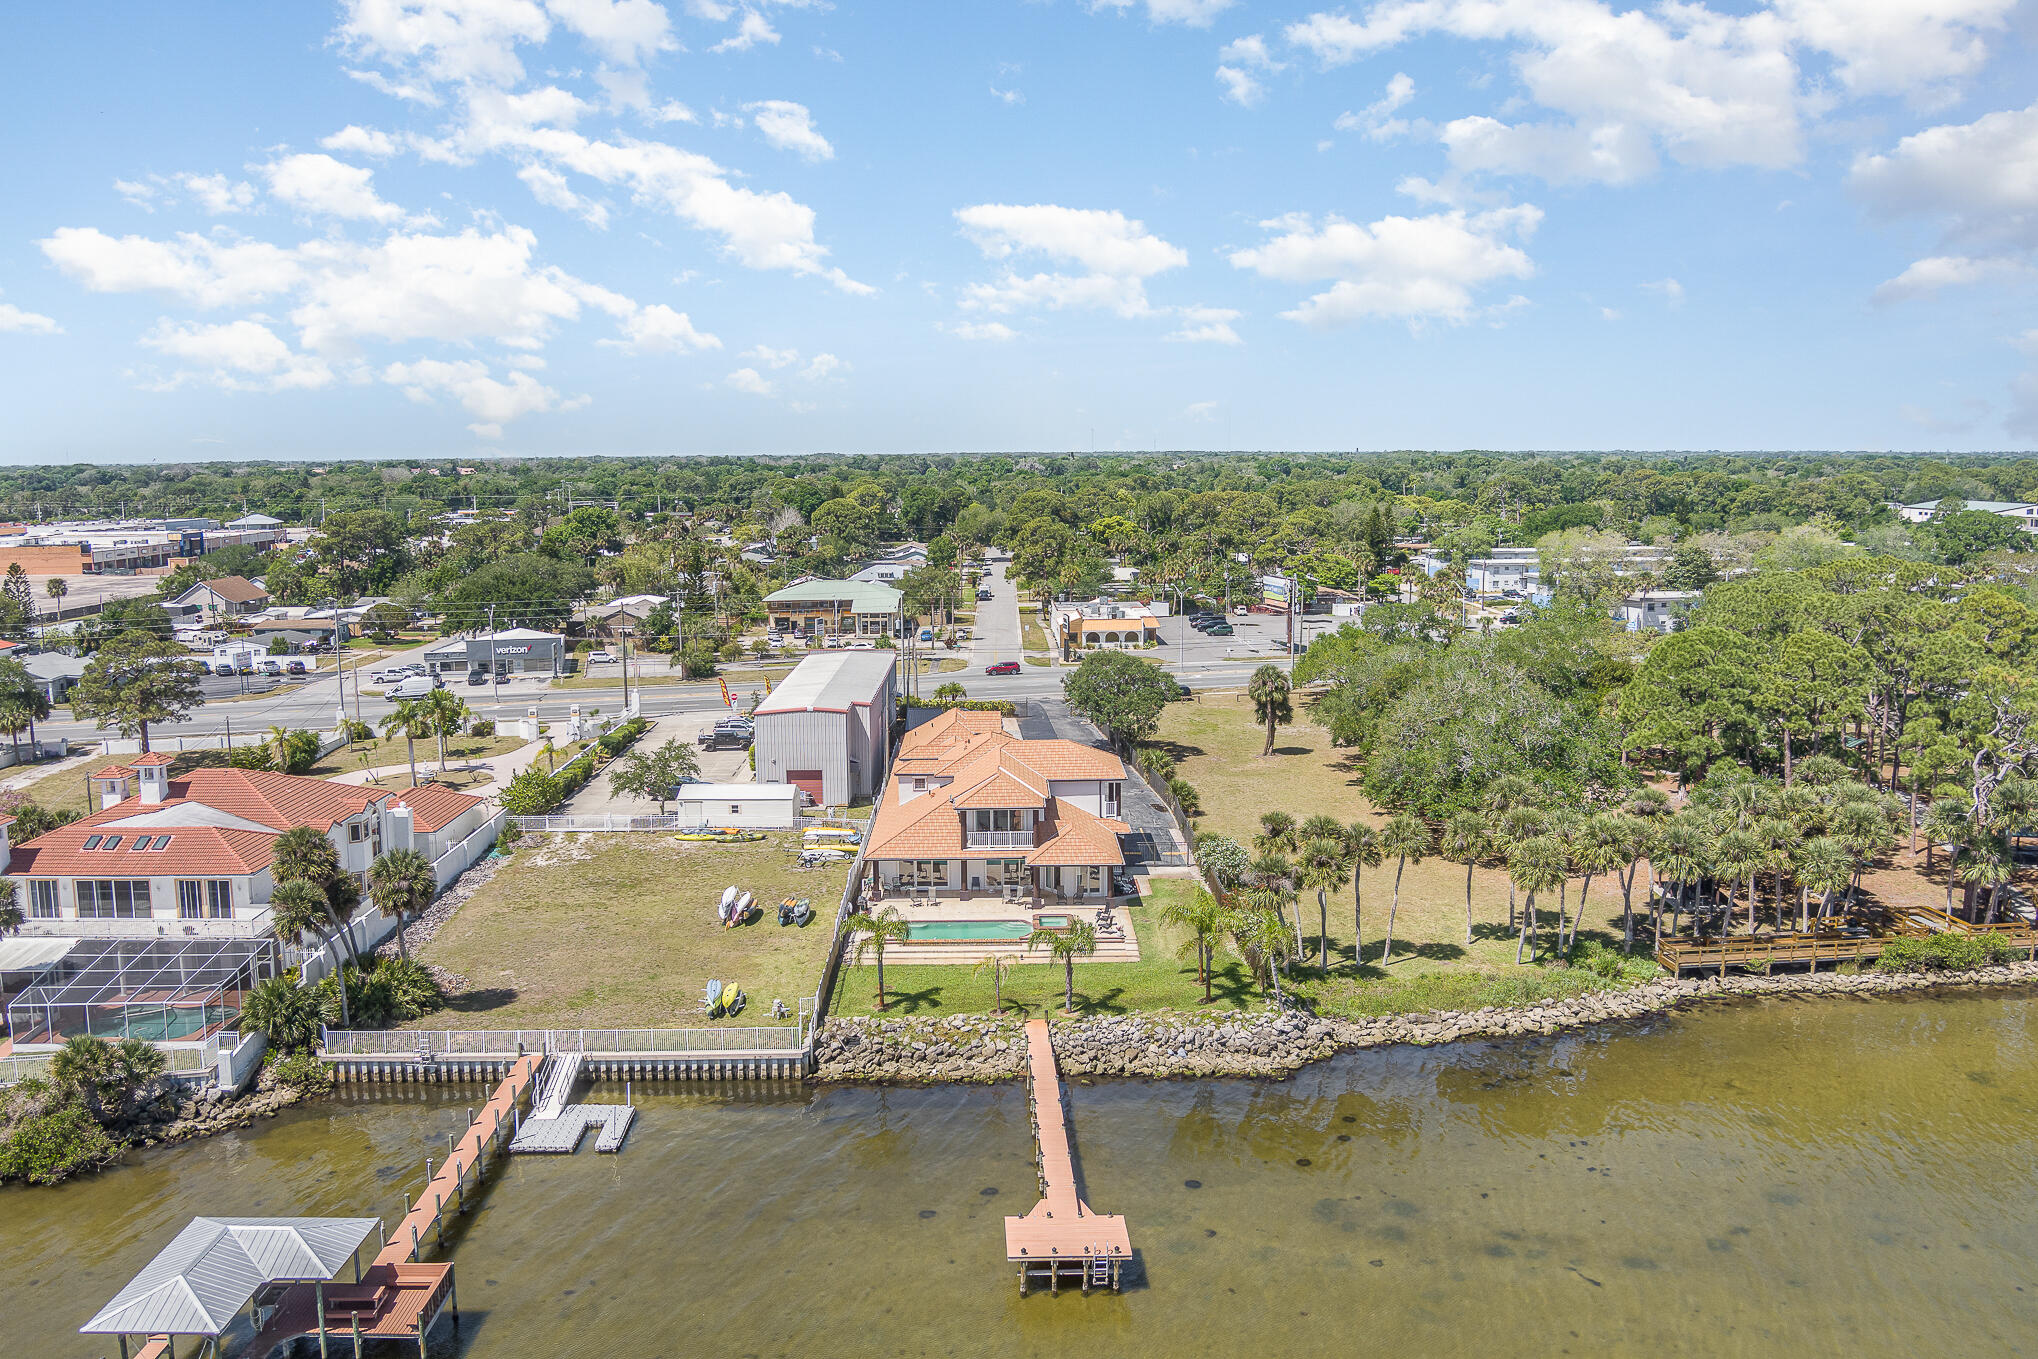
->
[409,831,852,1028]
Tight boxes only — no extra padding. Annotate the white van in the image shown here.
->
[388,674,438,699]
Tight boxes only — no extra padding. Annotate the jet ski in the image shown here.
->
[704,978,725,1018]
[721,982,745,1017]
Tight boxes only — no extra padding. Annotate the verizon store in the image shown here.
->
[422,628,567,678]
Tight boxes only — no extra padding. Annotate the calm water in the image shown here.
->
[11,992,2038,1359]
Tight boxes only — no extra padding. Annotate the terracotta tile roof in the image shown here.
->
[130,752,176,767]
[900,708,1003,755]
[390,784,484,834]
[92,764,136,780]
[1001,740,1126,781]
[951,766,1050,810]
[11,826,281,878]
[1026,801,1129,867]
[865,786,967,858]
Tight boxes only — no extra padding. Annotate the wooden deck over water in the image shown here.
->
[247,1055,540,1356]
[1003,1018,1129,1294]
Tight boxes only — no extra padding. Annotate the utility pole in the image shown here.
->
[619,627,632,715]
[487,604,499,711]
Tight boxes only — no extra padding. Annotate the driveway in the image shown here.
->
[556,712,753,818]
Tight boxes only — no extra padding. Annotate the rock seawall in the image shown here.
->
[812,961,2038,1084]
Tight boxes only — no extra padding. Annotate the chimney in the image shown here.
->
[389,803,416,853]
[0,816,13,874]
[133,753,174,806]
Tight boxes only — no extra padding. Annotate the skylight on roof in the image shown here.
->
[148,835,170,851]
[101,835,122,851]
[82,835,102,850]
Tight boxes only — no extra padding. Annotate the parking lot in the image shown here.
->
[1158,609,1344,663]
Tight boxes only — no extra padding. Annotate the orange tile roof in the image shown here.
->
[91,764,136,780]
[1026,802,1129,867]
[390,784,482,834]
[130,752,176,767]
[865,785,969,858]
[12,825,282,877]
[868,733,1128,865]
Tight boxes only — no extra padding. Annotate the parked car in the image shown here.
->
[467,669,492,685]
[587,650,614,664]
[258,659,284,676]
[702,728,752,750]
[984,660,1021,675]
[369,669,403,684]
[976,589,993,601]
[284,660,308,675]
[918,627,934,642]
[1204,624,1234,637]
[1233,605,1249,616]
[388,674,439,699]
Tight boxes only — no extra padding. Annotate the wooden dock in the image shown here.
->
[1003,1018,1130,1296]
[1655,931,1887,976]
[248,1055,541,1357]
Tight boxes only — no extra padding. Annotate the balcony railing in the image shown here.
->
[15,909,276,940]
[964,829,1033,849]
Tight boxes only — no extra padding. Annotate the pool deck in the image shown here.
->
[880,896,1141,966]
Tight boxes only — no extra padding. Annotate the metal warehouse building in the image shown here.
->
[752,651,897,807]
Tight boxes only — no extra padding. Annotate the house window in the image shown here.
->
[176,879,233,919]
[972,809,1025,832]
[913,778,926,791]
[349,822,366,842]
[730,804,742,815]
[905,860,950,887]
[75,879,150,918]
[1105,783,1121,818]
[28,880,57,918]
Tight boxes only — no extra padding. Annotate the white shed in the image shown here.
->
[673,782,801,829]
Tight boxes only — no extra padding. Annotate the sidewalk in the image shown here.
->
[325,738,553,798]
[554,713,751,818]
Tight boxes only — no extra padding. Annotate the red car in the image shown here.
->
[984,660,1021,675]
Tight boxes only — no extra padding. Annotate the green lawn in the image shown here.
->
[827,879,1656,1020]
[410,832,852,1028]
[311,733,529,778]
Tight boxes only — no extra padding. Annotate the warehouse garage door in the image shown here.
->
[787,769,824,806]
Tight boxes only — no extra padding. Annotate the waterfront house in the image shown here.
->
[863,709,1131,905]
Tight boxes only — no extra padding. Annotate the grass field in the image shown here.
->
[827,879,1650,1019]
[1153,690,1662,981]
[1020,609,1050,655]
[312,733,529,779]
[409,832,852,1028]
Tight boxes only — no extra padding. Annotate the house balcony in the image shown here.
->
[964,829,1034,849]
[15,909,278,941]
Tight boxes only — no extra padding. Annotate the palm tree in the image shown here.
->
[1921,795,1970,874]
[1754,817,1802,930]
[1441,809,1491,946]
[1796,835,1852,929]
[1567,815,1626,958]
[270,878,349,1026]
[849,906,912,1009]
[367,848,436,962]
[418,688,470,772]
[1296,835,1348,968]
[1651,817,1713,946]
[267,723,295,774]
[934,681,968,702]
[1491,805,1548,934]
[1507,834,1568,965]
[972,953,1016,1015]
[1247,664,1292,757]
[1959,845,2015,924]
[1227,897,1291,1000]
[1378,813,1431,964]
[1256,811,1297,855]
[240,974,322,1052]
[1245,852,1298,963]
[1157,886,1227,1002]
[1713,828,1762,935]
[1028,919,1098,1014]
[0,878,21,939]
[379,696,433,788]
[44,576,66,614]
[1343,821,1382,969]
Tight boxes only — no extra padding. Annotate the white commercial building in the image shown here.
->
[752,651,898,807]
[1894,499,2038,530]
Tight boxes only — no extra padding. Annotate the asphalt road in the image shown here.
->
[41,601,1335,747]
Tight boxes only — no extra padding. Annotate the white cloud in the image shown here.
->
[712,10,780,52]
[321,125,400,157]
[601,301,721,353]
[747,100,833,161]
[114,173,256,215]
[1599,306,1622,321]
[546,0,677,66]
[1230,203,1541,326]
[334,0,553,89]
[0,293,61,335]
[41,228,305,308]
[260,153,411,223]
[1642,276,1686,306]
[1773,0,2011,100]
[518,163,610,226]
[991,86,1024,105]
[1165,305,1243,344]
[115,179,159,211]
[343,67,444,106]
[1215,66,1264,107]
[724,365,774,394]
[743,343,799,367]
[383,357,566,432]
[943,320,1017,341]
[1185,399,1218,420]
[140,319,334,390]
[799,351,843,380]
[1853,100,2038,301]
[289,226,589,350]
[1334,72,1414,141]
[1092,0,1235,27]
[1220,34,1281,68]
[956,203,1187,318]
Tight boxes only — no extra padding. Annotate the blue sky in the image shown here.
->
[1,0,2035,460]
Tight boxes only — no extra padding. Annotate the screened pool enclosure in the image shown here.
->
[5,936,281,1046]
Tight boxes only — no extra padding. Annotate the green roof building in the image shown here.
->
[763,579,903,637]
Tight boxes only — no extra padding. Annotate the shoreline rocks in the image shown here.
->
[133,1067,316,1148]
[811,960,2038,1084]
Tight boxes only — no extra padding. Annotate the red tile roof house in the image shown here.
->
[6,755,499,945]
[862,709,1133,907]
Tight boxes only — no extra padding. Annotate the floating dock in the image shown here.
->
[1003,1017,1130,1295]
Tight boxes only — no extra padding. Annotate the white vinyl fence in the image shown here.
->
[321,1026,805,1056]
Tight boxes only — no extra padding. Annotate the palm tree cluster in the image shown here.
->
[1920,775,2038,926]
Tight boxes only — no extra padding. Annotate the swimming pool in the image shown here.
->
[904,915,1077,942]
